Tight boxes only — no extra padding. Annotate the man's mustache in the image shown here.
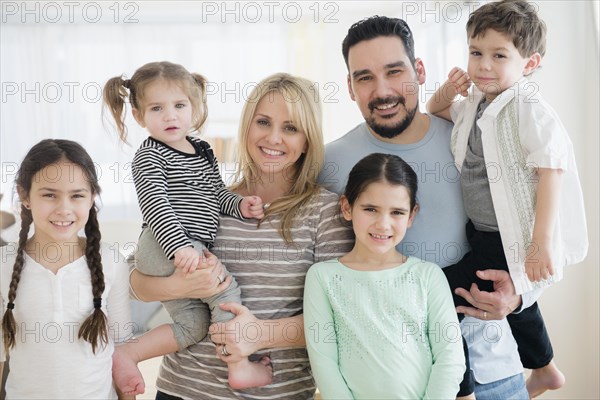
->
[368,96,406,112]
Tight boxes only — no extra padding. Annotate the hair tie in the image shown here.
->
[123,79,131,89]
[7,302,15,310]
[93,298,102,309]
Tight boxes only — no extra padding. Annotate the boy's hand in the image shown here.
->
[174,246,201,274]
[446,67,472,98]
[240,195,264,219]
[524,239,554,282]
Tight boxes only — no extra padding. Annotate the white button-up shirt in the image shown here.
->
[450,78,588,294]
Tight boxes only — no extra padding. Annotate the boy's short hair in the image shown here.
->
[342,16,416,69]
[467,0,546,57]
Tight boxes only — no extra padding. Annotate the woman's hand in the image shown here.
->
[209,303,263,362]
[172,258,231,299]
[130,251,231,301]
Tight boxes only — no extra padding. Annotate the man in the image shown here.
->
[319,16,538,398]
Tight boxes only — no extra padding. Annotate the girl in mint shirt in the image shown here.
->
[304,153,465,399]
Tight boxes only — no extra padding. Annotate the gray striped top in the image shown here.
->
[155,188,355,399]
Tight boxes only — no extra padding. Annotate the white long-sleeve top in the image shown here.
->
[0,242,132,399]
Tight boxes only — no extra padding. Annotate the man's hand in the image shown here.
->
[455,269,522,320]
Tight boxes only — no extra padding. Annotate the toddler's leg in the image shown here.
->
[113,232,211,395]
[137,235,212,348]
[507,303,564,398]
[135,228,176,277]
[113,344,145,396]
[112,324,185,396]
[203,272,273,389]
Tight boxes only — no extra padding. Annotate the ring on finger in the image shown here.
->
[221,344,230,357]
[483,311,488,320]
[217,274,225,284]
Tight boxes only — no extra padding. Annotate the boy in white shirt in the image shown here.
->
[427,0,588,398]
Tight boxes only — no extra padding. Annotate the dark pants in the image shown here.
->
[156,391,183,400]
[444,221,554,396]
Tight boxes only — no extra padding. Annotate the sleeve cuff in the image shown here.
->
[513,287,545,313]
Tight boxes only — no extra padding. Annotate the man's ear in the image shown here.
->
[407,203,419,228]
[132,108,145,127]
[340,196,353,221]
[523,53,542,76]
[414,58,426,85]
[347,74,356,101]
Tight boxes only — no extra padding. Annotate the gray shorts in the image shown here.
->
[135,228,241,350]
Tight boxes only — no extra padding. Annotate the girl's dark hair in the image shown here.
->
[344,153,418,210]
[103,61,208,144]
[2,139,108,354]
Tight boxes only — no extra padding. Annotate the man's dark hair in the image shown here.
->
[342,16,416,69]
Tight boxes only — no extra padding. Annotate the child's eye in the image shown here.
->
[363,207,376,212]
[43,193,55,198]
[175,103,186,109]
[151,106,161,112]
[494,54,506,59]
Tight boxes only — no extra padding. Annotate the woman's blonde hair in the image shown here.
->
[232,73,324,243]
[103,61,208,144]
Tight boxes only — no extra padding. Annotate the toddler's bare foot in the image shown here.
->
[526,360,565,398]
[228,356,273,389]
[112,345,146,395]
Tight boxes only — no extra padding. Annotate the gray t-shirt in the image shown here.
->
[319,116,469,267]
[460,99,499,231]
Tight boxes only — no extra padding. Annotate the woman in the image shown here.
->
[130,73,354,399]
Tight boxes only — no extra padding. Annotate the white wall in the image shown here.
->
[532,2,599,398]
[0,1,598,398]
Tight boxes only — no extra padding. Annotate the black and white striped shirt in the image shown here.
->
[131,136,243,259]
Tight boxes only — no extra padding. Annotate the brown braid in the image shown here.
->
[7,139,107,354]
[2,206,32,353]
[77,206,109,354]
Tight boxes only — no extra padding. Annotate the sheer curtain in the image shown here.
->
[0,1,470,222]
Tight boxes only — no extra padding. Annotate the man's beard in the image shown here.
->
[365,96,418,139]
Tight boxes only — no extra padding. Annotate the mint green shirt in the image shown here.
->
[304,257,465,399]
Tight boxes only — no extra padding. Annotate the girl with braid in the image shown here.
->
[0,139,132,399]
